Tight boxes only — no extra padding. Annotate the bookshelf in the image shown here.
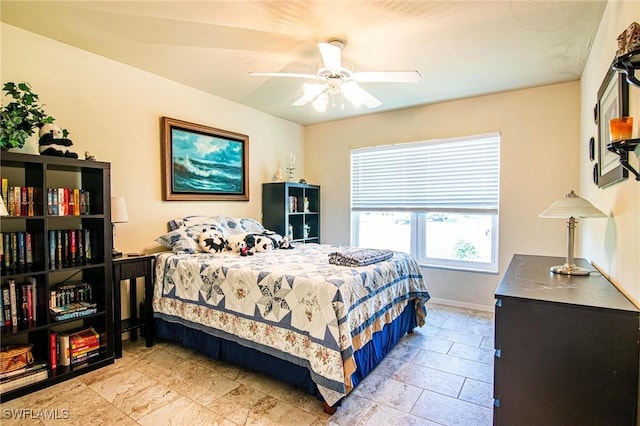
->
[262,182,320,244]
[0,152,113,401]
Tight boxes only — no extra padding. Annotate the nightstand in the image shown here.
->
[112,254,155,358]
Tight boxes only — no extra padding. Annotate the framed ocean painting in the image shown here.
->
[161,117,249,201]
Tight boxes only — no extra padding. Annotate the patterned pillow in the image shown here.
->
[162,216,265,251]
[167,215,226,231]
[223,217,265,235]
[155,227,200,253]
[159,221,233,252]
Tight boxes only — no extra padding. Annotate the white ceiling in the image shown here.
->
[1,1,607,126]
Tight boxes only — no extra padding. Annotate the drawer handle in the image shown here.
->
[495,348,501,358]
[494,398,500,408]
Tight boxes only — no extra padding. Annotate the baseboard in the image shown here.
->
[427,297,494,313]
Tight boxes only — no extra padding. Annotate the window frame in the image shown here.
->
[350,133,500,274]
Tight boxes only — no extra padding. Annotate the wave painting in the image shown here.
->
[171,128,244,194]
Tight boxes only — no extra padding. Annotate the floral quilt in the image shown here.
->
[153,243,430,405]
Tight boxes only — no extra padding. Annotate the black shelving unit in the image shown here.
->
[262,182,320,244]
[0,152,113,401]
[607,138,640,181]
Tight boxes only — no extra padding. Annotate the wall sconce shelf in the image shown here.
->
[613,52,640,88]
[607,138,640,181]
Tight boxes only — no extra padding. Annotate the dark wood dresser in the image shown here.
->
[494,254,639,425]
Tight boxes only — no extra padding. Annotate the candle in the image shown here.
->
[289,153,296,169]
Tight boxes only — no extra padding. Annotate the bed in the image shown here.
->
[150,215,430,413]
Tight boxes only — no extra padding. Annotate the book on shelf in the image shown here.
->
[46,187,89,217]
[1,286,10,327]
[20,186,27,216]
[27,277,37,323]
[48,229,93,269]
[0,278,39,327]
[71,348,100,366]
[0,184,39,217]
[50,332,57,370]
[57,327,101,367]
[0,361,47,381]
[70,328,100,352]
[1,178,7,206]
[8,279,18,325]
[0,366,48,394]
[49,302,97,322]
[0,231,34,272]
[58,333,70,367]
[51,281,93,307]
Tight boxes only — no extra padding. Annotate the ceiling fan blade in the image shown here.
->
[352,71,422,83]
[341,81,382,109]
[292,83,327,106]
[318,42,342,71]
[250,72,321,79]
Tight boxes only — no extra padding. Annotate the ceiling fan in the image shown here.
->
[250,39,421,112]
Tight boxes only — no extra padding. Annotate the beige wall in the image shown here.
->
[579,1,640,306]
[2,24,305,254]
[305,82,581,309]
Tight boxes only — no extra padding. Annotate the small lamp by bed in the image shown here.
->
[111,196,129,258]
[539,190,606,275]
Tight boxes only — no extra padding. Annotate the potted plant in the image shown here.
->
[0,82,55,151]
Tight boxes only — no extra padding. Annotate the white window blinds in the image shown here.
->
[351,133,500,212]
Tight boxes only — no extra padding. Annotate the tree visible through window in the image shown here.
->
[351,133,500,273]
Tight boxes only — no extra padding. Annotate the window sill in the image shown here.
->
[419,263,499,275]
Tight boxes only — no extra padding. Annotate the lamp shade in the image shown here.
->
[539,190,606,219]
[111,196,129,223]
[539,190,606,276]
[0,197,8,217]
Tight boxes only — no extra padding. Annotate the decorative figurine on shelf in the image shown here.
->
[38,123,77,158]
[287,153,296,181]
[85,151,96,161]
[273,167,284,182]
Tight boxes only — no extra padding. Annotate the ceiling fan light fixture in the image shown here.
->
[253,38,417,112]
[341,81,365,108]
[312,93,328,112]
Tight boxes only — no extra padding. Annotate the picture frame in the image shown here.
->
[161,117,249,201]
[595,65,629,188]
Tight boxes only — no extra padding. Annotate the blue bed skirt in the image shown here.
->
[155,301,417,406]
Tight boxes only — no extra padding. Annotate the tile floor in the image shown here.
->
[0,303,495,425]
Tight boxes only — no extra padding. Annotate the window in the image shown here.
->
[351,133,500,273]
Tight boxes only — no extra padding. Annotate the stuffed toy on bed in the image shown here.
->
[245,233,273,252]
[257,230,294,250]
[198,228,227,253]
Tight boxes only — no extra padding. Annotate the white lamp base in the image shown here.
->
[550,263,591,276]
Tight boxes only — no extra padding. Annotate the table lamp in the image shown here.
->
[111,196,129,258]
[539,190,606,275]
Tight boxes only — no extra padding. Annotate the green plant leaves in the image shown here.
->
[0,81,55,150]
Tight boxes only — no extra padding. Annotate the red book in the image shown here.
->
[70,230,77,262]
[50,332,57,369]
